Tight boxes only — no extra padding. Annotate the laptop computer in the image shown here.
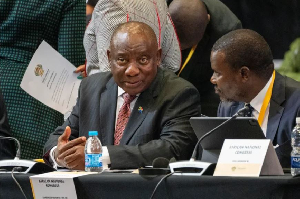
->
[189,117,265,162]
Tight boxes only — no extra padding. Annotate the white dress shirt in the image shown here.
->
[249,73,274,136]
[115,87,139,126]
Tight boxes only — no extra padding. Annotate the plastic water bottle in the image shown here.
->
[291,117,300,176]
[85,131,103,173]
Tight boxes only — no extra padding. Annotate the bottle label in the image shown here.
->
[85,154,102,167]
[291,156,300,168]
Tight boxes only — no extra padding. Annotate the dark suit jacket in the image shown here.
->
[178,0,242,116]
[0,88,15,160]
[44,68,200,169]
[218,72,300,168]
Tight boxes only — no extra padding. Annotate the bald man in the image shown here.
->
[169,0,242,116]
[44,21,200,170]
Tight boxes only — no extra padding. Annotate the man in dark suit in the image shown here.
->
[44,21,200,170]
[210,29,300,168]
[0,88,15,160]
[168,0,242,117]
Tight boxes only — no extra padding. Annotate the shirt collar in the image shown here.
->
[250,73,274,113]
[117,86,140,97]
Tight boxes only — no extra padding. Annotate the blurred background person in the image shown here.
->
[168,0,242,117]
[86,0,98,24]
[0,0,85,159]
[83,0,181,76]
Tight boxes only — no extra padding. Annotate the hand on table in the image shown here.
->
[54,126,86,170]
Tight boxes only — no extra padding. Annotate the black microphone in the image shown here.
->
[0,136,55,174]
[168,157,176,164]
[152,157,170,168]
[169,106,250,175]
[138,157,176,175]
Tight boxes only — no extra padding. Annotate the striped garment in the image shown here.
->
[84,0,181,75]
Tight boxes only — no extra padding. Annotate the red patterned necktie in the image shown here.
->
[114,93,136,145]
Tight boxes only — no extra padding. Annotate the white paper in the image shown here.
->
[214,139,270,177]
[217,139,270,164]
[20,41,81,114]
[30,171,94,199]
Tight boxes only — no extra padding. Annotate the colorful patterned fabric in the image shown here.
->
[84,0,181,75]
[0,0,85,159]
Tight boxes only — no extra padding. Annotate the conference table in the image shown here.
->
[1,172,300,199]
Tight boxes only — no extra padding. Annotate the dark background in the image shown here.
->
[166,0,300,59]
[220,0,300,59]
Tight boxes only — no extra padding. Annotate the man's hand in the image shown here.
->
[54,126,86,170]
[74,64,87,79]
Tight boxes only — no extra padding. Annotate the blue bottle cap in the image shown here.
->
[89,131,98,136]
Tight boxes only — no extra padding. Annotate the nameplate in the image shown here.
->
[30,171,95,199]
[213,139,283,177]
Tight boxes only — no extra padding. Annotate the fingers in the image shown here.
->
[58,126,71,145]
[58,141,85,159]
[55,126,85,166]
[66,158,85,170]
[74,64,85,73]
[58,136,86,155]
[74,65,87,78]
[55,126,72,166]
[66,160,80,170]
[59,145,85,170]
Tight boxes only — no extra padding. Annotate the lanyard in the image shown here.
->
[177,44,198,76]
[257,70,276,126]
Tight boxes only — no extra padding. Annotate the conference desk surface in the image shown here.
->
[1,172,300,199]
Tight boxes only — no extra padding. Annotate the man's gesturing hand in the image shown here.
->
[54,126,86,170]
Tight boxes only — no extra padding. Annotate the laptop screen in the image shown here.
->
[189,117,265,150]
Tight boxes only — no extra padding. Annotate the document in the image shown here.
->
[30,171,95,199]
[213,139,284,176]
[21,41,81,114]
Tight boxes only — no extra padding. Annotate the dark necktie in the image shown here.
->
[114,93,136,145]
[243,103,254,117]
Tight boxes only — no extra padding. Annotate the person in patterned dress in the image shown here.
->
[0,0,85,159]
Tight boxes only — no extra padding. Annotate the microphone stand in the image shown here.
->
[169,106,249,175]
[0,136,56,173]
[0,136,21,160]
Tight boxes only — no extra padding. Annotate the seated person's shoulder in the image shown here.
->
[284,76,300,107]
[285,75,300,92]
[155,69,200,103]
[162,69,198,90]
[80,71,112,87]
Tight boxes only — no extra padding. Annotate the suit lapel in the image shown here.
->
[120,68,163,145]
[99,77,118,145]
[266,72,285,141]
